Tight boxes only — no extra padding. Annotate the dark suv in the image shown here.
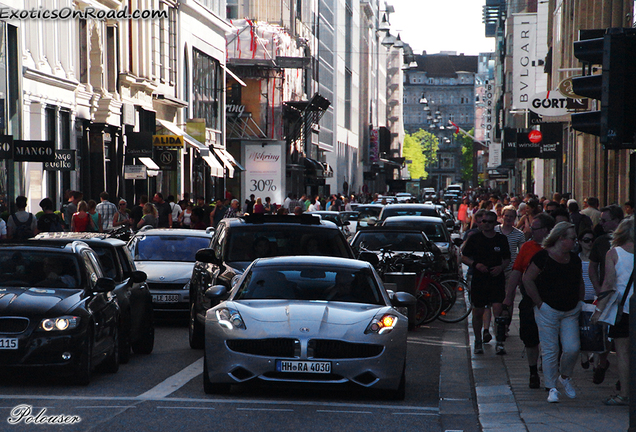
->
[188,214,355,348]
[34,232,154,361]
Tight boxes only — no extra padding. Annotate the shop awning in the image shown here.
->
[212,148,235,178]
[303,157,324,176]
[156,119,209,156]
[222,64,247,87]
[219,148,245,171]
[202,155,224,178]
[138,157,160,170]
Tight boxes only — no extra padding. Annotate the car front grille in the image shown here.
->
[227,338,298,357]
[0,317,29,334]
[309,339,383,359]
[147,282,186,292]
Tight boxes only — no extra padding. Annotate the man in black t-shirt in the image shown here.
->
[462,210,511,355]
[153,192,173,228]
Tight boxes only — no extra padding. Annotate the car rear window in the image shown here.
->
[226,226,352,261]
[235,266,382,304]
[382,221,447,242]
[380,207,438,219]
[352,232,427,252]
[132,235,211,262]
[0,251,81,288]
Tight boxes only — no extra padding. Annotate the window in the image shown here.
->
[192,49,222,130]
[78,19,88,84]
[106,26,117,92]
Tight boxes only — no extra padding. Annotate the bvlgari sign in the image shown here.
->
[13,140,55,162]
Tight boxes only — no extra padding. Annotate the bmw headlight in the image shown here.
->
[215,308,246,330]
[365,313,398,335]
[39,316,81,332]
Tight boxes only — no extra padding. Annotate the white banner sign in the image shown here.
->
[124,165,147,180]
[488,143,502,168]
[512,14,537,110]
[242,143,284,206]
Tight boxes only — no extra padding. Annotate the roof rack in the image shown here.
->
[240,213,322,225]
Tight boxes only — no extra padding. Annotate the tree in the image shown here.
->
[456,128,475,183]
[403,129,439,180]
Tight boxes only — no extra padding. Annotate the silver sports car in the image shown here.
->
[202,256,414,400]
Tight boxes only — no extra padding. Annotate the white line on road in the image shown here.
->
[316,410,372,414]
[137,357,203,399]
[237,408,294,412]
[75,406,137,409]
[392,412,438,416]
[157,406,215,410]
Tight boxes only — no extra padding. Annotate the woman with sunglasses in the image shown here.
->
[113,200,133,228]
[578,229,596,369]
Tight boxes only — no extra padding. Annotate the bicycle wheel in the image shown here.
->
[414,279,443,325]
[437,279,472,323]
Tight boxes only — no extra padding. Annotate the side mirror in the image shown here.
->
[94,277,116,293]
[205,284,228,299]
[196,248,220,264]
[131,270,147,284]
[391,291,417,307]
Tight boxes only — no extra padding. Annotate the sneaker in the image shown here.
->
[474,341,484,354]
[482,329,492,343]
[495,342,506,355]
[593,361,610,385]
[559,375,576,399]
[604,394,629,406]
[547,388,560,403]
[529,373,541,389]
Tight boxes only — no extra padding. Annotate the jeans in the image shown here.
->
[534,301,582,389]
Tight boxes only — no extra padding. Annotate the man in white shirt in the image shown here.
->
[96,191,118,231]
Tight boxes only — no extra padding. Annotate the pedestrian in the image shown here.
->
[581,197,602,228]
[189,207,208,230]
[37,198,64,233]
[592,217,634,406]
[461,210,511,355]
[153,193,172,228]
[209,199,227,227]
[578,228,596,370]
[71,200,94,232]
[113,199,133,228]
[7,196,38,240]
[137,203,158,229]
[244,194,255,214]
[264,197,274,214]
[223,199,242,219]
[167,195,182,228]
[178,202,194,229]
[87,200,102,232]
[131,195,148,229]
[458,197,469,232]
[503,212,556,389]
[523,222,584,403]
[96,191,117,231]
[253,197,265,214]
[63,191,82,231]
[623,200,634,217]
[568,200,593,236]
[588,204,623,384]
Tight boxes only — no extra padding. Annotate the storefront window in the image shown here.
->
[192,49,222,130]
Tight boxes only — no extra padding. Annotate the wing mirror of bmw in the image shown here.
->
[94,277,116,293]
[205,285,228,299]
[195,248,220,265]
[131,270,147,284]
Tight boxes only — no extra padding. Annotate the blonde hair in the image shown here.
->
[143,202,158,217]
[77,200,88,212]
[542,221,575,248]
[612,216,634,247]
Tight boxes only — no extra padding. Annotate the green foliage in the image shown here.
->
[457,128,475,183]
[403,129,439,180]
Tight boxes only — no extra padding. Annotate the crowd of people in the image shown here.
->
[459,190,634,406]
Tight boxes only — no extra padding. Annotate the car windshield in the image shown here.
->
[226,226,352,261]
[0,251,81,288]
[381,207,438,219]
[356,206,382,219]
[235,266,382,304]
[132,235,211,262]
[352,232,427,252]
[382,221,448,242]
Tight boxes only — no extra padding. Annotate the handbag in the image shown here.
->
[594,269,635,326]
[579,303,607,352]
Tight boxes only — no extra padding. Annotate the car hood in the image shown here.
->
[220,301,393,338]
[135,262,195,283]
[0,287,82,316]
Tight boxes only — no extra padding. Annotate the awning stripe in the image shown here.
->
[156,119,209,156]
[212,148,234,178]
[202,155,224,178]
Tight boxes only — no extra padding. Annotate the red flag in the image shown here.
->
[450,121,460,134]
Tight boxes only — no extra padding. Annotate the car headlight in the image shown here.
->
[39,316,81,332]
[215,308,246,330]
[365,313,398,335]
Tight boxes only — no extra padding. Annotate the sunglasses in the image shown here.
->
[580,238,594,244]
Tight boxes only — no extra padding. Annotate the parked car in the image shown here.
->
[188,214,355,348]
[0,241,120,385]
[127,227,214,314]
[306,211,352,238]
[422,188,437,202]
[381,215,461,276]
[201,256,414,399]
[354,204,385,229]
[395,192,414,203]
[33,232,155,360]
[378,203,442,221]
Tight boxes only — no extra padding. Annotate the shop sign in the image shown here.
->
[126,132,153,158]
[155,149,178,171]
[529,90,588,116]
[13,140,55,162]
[242,142,283,205]
[124,165,147,180]
[0,134,12,159]
[44,150,76,171]
[153,134,184,147]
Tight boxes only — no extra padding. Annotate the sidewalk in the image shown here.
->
[469,299,630,431]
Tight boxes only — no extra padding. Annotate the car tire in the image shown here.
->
[101,324,120,373]
[74,332,93,386]
[131,306,155,355]
[189,304,204,349]
[203,354,231,395]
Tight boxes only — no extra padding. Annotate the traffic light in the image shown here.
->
[571,28,636,149]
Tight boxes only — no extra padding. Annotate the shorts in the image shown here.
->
[609,313,629,339]
[518,296,540,348]
[471,282,505,308]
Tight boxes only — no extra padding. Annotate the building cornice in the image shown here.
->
[23,67,79,91]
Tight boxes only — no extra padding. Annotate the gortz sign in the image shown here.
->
[529,90,587,116]
[44,150,76,171]
[152,135,184,147]
[13,140,55,162]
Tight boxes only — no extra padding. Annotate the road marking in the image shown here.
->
[316,409,372,414]
[157,406,215,410]
[237,408,294,412]
[137,357,203,399]
[75,406,137,409]
[392,412,438,416]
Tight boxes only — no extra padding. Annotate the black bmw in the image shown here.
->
[0,241,120,385]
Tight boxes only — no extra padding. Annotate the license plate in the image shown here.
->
[276,360,331,374]
[0,338,18,350]
[152,294,180,303]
